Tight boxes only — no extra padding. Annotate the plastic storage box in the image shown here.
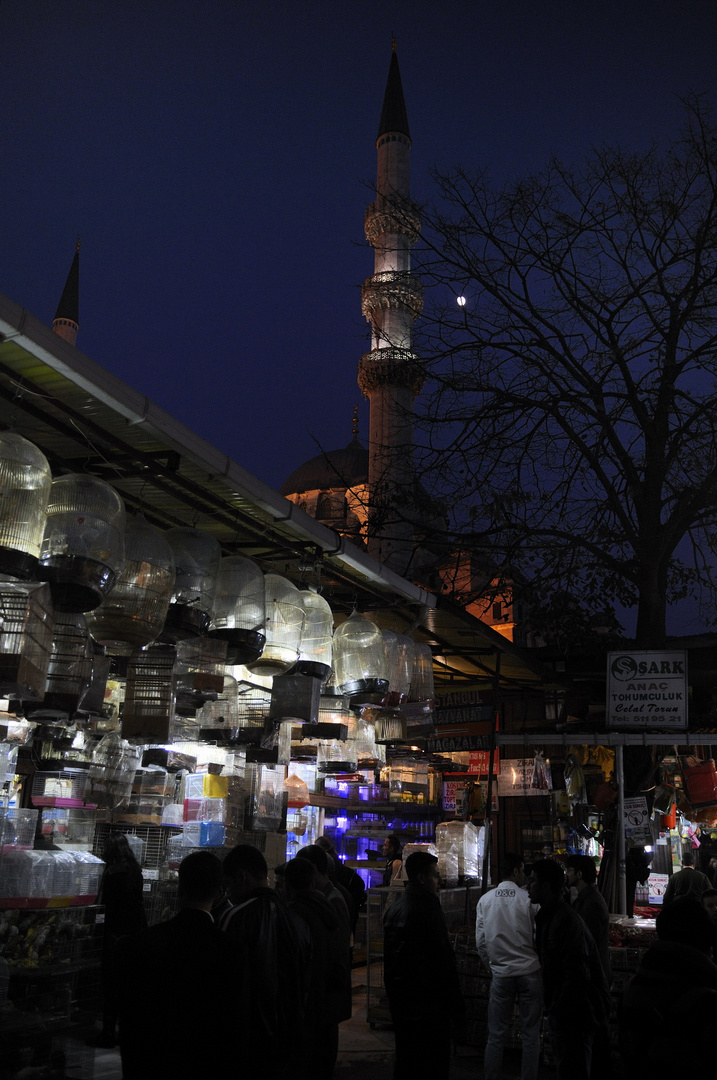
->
[184,773,229,799]
[181,821,226,847]
[183,797,226,823]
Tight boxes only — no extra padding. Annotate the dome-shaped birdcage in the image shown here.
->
[208,555,266,665]
[382,631,416,706]
[86,515,175,654]
[332,612,388,702]
[39,474,126,612]
[247,574,304,677]
[161,527,221,642]
[0,431,52,580]
[295,589,333,681]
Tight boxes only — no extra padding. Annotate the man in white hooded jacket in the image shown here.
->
[476,853,543,1080]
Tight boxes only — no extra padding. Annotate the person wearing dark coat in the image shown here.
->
[662,850,712,905]
[90,832,147,1047]
[528,859,610,1080]
[619,897,717,1072]
[285,856,352,1080]
[220,843,305,1072]
[316,834,367,934]
[383,851,464,1080]
[625,846,651,917]
[118,851,235,1079]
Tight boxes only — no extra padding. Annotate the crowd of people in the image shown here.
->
[90,837,717,1080]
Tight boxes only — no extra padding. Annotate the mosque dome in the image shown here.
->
[280,437,368,497]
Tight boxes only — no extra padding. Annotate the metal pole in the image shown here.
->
[615,743,627,915]
[481,652,500,893]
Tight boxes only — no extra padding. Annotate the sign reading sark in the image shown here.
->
[606,650,688,731]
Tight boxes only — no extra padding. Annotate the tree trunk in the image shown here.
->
[635,560,668,648]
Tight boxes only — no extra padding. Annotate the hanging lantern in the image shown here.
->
[0,431,52,580]
[38,474,126,613]
[295,589,333,681]
[208,555,265,664]
[332,612,388,702]
[246,574,304,677]
[161,528,221,642]
[85,515,175,654]
[382,631,416,706]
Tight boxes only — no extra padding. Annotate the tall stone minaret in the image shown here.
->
[52,240,80,346]
[358,46,424,573]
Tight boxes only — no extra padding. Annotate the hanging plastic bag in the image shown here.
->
[531,751,550,790]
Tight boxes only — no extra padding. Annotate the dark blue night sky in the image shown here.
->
[2,0,716,503]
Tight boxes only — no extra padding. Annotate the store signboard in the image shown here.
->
[606,650,688,730]
[648,873,669,905]
[442,778,498,813]
[623,796,651,842]
[496,758,551,797]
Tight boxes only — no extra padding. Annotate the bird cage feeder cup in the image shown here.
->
[208,556,266,665]
[382,631,415,706]
[332,613,388,702]
[247,574,304,676]
[38,474,126,612]
[161,528,221,642]
[86,516,175,654]
[0,432,52,581]
[0,581,54,700]
[295,589,333,681]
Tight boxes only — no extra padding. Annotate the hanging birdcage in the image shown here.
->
[0,581,54,700]
[86,515,175,654]
[0,431,52,580]
[208,556,266,665]
[121,644,177,742]
[295,589,333,681]
[247,574,304,676]
[332,612,388,702]
[38,611,93,716]
[161,528,221,642]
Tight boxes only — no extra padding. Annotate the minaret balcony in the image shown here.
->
[361,271,423,321]
[364,198,421,246]
[357,347,425,396]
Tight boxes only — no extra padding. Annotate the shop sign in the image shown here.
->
[496,758,551,797]
[442,778,498,813]
[606,650,688,730]
[623,796,650,842]
[648,873,669,905]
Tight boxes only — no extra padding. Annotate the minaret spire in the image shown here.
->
[53,239,80,346]
[357,49,423,572]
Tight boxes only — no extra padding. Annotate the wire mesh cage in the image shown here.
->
[121,644,177,741]
[0,580,54,699]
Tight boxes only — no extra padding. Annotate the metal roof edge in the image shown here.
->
[0,295,435,610]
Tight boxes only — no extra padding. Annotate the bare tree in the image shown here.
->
[404,99,717,647]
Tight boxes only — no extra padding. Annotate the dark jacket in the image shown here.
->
[118,908,235,1079]
[535,896,610,1028]
[97,861,146,943]
[334,861,367,932]
[619,940,717,1071]
[663,865,712,905]
[220,886,305,1063]
[290,888,352,1024]
[383,884,463,1020]
[572,884,611,984]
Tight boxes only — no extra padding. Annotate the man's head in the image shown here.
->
[178,851,224,910]
[527,858,565,906]
[657,896,717,954]
[405,851,439,895]
[499,853,525,887]
[682,851,696,867]
[382,834,401,859]
[284,856,317,899]
[316,835,338,860]
[222,844,268,903]
[565,854,597,892]
[703,888,717,923]
[295,845,331,888]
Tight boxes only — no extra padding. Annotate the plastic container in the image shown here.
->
[183,797,226,823]
[181,821,226,847]
[184,773,229,799]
